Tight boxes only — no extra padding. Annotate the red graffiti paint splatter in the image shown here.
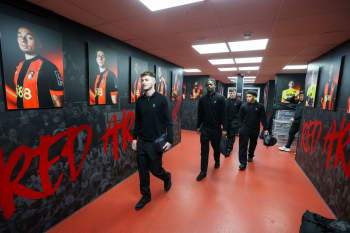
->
[101,110,135,161]
[300,119,322,155]
[323,117,350,177]
[0,111,134,220]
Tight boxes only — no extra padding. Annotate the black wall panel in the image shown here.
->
[296,40,350,220]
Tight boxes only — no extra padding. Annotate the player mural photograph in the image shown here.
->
[190,81,204,100]
[281,80,301,104]
[305,64,320,108]
[130,57,148,103]
[171,69,183,102]
[320,57,343,111]
[0,16,64,110]
[88,44,119,105]
[156,65,169,96]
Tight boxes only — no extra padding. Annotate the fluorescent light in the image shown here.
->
[244,80,255,83]
[139,0,204,11]
[192,43,229,54]
[239,66,260,71]
[228,39,269,52]
[235,57,263,64]
[228,76,237,80]
[283,65,308,70]
[243,76,256,79]
[218,67,238,71]
[209,58,234,65]
[184,69,201,72]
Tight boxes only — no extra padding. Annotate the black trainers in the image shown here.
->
[196,172,206,181]
[248,156,254,162]
[239,164,246,171]
[135,196,151,210]
[164,172,172,192]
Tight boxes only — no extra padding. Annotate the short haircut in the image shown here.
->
[229,88,237,92]
[140,71,156,79]
[246,90,257,97]
[206,78,216,85]
[299,90,304,94]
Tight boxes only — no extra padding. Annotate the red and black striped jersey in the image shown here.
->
[12,56,64,109]
[90,69,118,105]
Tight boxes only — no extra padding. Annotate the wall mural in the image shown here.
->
[88,44,119,106]
[305,64,320,108]
[0,5,183,232]
[297,113,350,220]
[171,69,183,102]
[275,74,305,105]
[0,16,64,110]
[181,76,208,130]
[320,56,343,111]
[130,57,148,103]
[155,65,169,96]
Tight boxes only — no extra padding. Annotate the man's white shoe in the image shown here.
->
[279,146,291,152]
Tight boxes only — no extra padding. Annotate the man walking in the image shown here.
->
[196,79,226,181]
[238,90,268,171]
[132,71,173,210]
[225,88,241,156]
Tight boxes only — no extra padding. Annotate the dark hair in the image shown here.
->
[246,90,257,97]
[140,71,156,79]
[299,90,304,94]
[229,88,237,92]
[206,78,216,85]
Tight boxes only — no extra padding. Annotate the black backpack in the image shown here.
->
[300,210,350,233]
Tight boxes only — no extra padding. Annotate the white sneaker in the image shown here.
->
[279,146,291,152]
[279,146,286,151]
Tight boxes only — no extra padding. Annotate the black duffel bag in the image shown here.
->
[300,210,350,233]
[219,135,228,156]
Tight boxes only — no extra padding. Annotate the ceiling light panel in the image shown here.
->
[139,0,204,11]
[228,39,269,52]
[192,43,229,54]
[283,65,308,70]
[184,69,201,72]
[218,67,238,71]
[239,66,260,71]
[209,58,234,65]
[235,57,263,64]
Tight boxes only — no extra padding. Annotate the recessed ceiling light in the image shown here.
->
[184,68,201,72]
[192,43,229,54]
[208,58,234,65]
[239,66,260,71]
[218,67,238,71]
[139,0,204,11]
[235,57,263,64]
[228,39,269,52]
[283,65,308,70]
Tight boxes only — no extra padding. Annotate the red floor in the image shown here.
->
[48,130,334,233]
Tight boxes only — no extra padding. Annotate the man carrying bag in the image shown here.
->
[132,71,173,210]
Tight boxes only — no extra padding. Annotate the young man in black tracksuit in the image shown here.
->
[279,91,305,152]
[196,79,227,181]
[225,88,242,156]
[238,90,268,170]
[132,71,173,210]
